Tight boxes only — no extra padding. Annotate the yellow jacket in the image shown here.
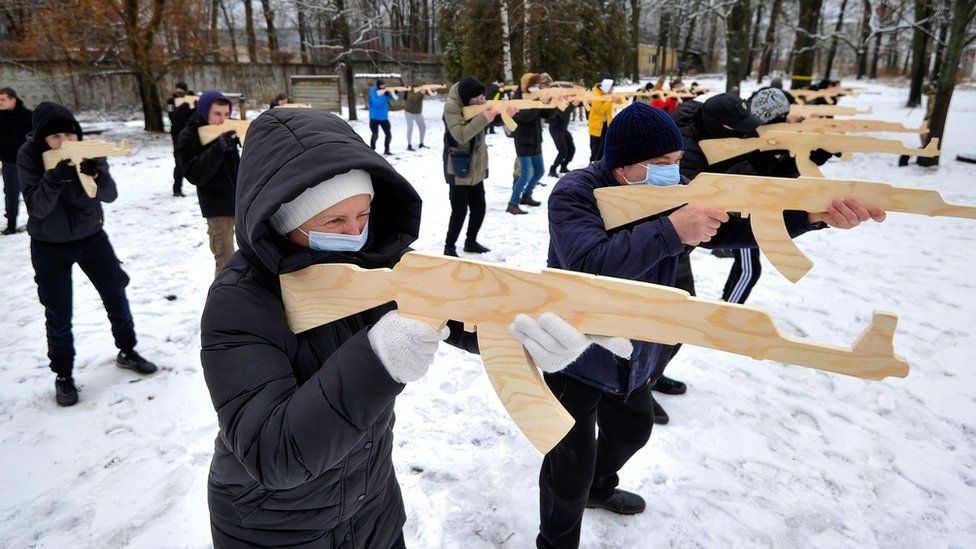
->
[588,85,621,137]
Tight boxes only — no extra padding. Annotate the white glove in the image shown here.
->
[367,310,449,383]
[509,312,633,373]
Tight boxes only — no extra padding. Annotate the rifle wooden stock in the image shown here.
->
[277,103,312,109]
[700,131,941,177]
[198,119,251,146]
[41,139,131,198]
[380,84,447,95]
[461,100,556,132]
[789,104,872,118]
[759,119,927,136]
[790,88,856,105]
[594,173,976,282]
[280,252,909,452]
[174,95,200,107]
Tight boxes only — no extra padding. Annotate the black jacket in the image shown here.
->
[202,108,477,547]
[671,100,760,180]
[0,99,33,163]
[547,103,572,134]
[17,102,117,243]
[166,94,194,145]
[177,112,239,218]
[511,90,552,157]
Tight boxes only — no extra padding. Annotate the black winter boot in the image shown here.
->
[548,166,559,178]
[520,194,541,207]
[506,203,528,215]
[652,396,669,425]
[418,143,427,149]
[117,350,158,374]
[653,375,687,395]
[463,241,490,253]
[585,489,646,515]
[55,376,79,406]
[444,245,459,257]
[559,164,570,173]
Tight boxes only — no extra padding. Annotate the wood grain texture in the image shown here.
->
[280,252,911,450]
[173,95,200,107]
[42,139,131,198]
[198,119,251,146]
[789,104,871,117]
[594,172,976,281]
[461,100,557,132]
[758,119,926,136]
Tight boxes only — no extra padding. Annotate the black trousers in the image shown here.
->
[445,182,486,247]
[172,143,184,194]
[588,129,606,163]
[30,230,136,376]
[549,129,576,171]
[657,250,696,377]
[3,162,20,229]
[721,248,762,304]
[370,119,392,152]
[537,374,655,549]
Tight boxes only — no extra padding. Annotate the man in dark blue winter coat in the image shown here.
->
[539,102,887,549]
[0,87,33,234]
[17,102,158,406]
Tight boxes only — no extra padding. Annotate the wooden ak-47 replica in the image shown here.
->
[278,103,312,109]
[758,119,927,136]
[790,104,872,118]
[198,119,251,146]
[699,130,941,177]
[174,95,200,108]
[462,100,556,132]
[789,88,856,105]
[379,84,447,95]
[594,172,976,283]
[42,139,131,198]
[280,252,909,453]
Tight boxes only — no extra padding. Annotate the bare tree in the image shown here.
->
[758,0,784,80]
[242,0,257,62]
[824,0,851,79]
[791,0,824,89]
[260,0,279,61]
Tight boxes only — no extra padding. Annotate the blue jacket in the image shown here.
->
[368,86,396,121]
[547,159,819,397]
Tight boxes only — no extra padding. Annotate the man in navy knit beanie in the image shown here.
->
[538,101,887,549]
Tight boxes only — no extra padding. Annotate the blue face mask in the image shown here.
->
[624,163,681,186]
[300,222,369,253]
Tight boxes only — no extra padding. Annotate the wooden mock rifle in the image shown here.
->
[280,252,909,453]
[699,130,941,177]
[461,100,556,132]
[758,119,927,136]
[276,103,312,109]
[594,172,976,283]
[789,104,872,118]
[42,139,131,198]
[174,95,200,108]
[198,119,251,146]
[379,84,447,95]
[790,88,856,105]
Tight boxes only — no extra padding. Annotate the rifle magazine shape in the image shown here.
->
[594,173,976,282]
[280,252,910,452]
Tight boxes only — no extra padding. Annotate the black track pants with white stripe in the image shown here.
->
[721,248,763,304]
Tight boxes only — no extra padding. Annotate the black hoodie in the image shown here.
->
[176,111,240,218]
[0,98,33,163]
[17,102,117,243]
[201,108,476,547]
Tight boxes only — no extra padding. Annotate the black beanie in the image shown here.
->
[603,102,684,169]
[457,76,486,105]
[176,81,189,91]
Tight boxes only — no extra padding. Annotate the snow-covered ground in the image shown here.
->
[1,78,974,548]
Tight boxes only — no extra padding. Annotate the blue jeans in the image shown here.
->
[511,154,544,205]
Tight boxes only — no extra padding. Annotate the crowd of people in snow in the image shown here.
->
[0,70,888,548]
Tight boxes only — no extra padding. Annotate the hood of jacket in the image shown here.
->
[30,102,83,151]
[235,108,422,275]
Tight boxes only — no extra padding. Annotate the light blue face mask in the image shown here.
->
[624,163,681,186]
[300,222,369,253]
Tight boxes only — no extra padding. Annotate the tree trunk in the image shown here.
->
[523,0,531,71]
[681,13,697,71]
[930,13,949,80]
[121,0,165,132]
[918,0,976,166]
[869,27,883,78]
[242,0,257,62]
[500,0,514,83]
[791,0,823,89]
[219,0,239,63]
[297,2,309,64]
[336,0,356,120]
[657,8,669,76]
[746,0,763,79]
[824,0,849,79]
[725,0,751,93]
[758,0,783,80]
[210,0,220,56]
[705,10,719,73]
[856,0,872,78]
[260,0,278,61]
[631,0,641,80]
